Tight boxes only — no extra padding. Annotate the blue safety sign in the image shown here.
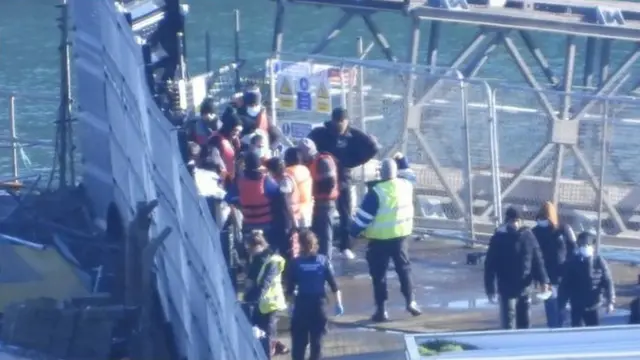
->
[299,77,309,92]
[296,77,312,111]
[281,122,312,139]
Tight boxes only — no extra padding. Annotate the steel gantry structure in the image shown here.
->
[269,0,640,245]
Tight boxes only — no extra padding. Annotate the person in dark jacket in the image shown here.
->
[306,107,378,259]
[558,232,615,327]
[531,201,577,328]
[287,229,343,360]
[484,207,551,329]
[265,157,298,262]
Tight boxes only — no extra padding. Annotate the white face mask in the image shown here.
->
[246,105,261,117]
[578,245,594,257]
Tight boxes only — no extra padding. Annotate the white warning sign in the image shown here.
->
[277,76,295,111]
[315,75,332,114]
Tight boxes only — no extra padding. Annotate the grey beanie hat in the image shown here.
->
[380,158,398,180]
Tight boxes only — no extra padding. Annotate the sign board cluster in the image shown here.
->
[271,60,335,114]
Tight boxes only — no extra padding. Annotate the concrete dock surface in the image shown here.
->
[276,238,640,359]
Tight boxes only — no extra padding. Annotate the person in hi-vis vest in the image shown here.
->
[243,230,288,359]
[350,156,421,322]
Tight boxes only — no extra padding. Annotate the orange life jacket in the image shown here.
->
[211,133,236,180]
[237,175,272,224]
[285,165,313,210]
[284,173,301,220]
[308,153,339,201]
[255,109,269,132]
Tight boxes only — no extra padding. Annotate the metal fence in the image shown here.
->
[266,54,640,247]
[70,1,266,360]
[0,92,58,182]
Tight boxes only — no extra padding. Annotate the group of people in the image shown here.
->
[484,202,616,329]
[184,88,425,360]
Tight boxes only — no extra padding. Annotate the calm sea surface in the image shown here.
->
[0,0,636,177]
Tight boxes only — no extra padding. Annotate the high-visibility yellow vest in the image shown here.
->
[257,254,287,314]
[364,178,414,240]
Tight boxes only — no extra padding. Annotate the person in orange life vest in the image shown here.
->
[298,138,340,260]
[224,151,280,233]
[284,147,314,229]
[209,107,243,182]
[264,157,300,261]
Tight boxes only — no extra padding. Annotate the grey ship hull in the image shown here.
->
[70,1,266,359]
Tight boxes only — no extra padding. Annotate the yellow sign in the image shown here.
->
[315,79,331,114]
[277,76,295,110]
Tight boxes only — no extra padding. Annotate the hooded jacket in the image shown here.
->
[484,224,550,297]
[531,222,577,284]
[307,122,378,188]
[558,253,615,310]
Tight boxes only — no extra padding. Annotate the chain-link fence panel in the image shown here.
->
[492,82,640,247]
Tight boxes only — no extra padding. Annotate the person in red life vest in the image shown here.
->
[188,97,220,146]
[264,157,300,262]
[224,151,280,235]
[208,107,243,182]
[284,147,314,229]
[298,138,340,261]
[307,107,379,260]
[237,89,281,151]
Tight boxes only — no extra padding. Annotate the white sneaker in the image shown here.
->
[342,249,356,260]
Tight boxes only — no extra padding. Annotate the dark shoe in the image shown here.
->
[274,341,290,355]
[371,308,389,322]
[406,301,422,316]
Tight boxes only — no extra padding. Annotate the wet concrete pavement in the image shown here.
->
[276,237,640,359]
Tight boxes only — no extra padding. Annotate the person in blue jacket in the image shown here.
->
[287,229,344,360]
[350,154,421,322]
[306,107,378,260]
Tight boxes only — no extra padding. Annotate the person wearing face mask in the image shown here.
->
[306,107,379,260]
[484,207,551,330]
[532,201,577,328]
[558,232,615,327]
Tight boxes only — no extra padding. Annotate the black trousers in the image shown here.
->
[336,186,353,251]
[311,203,335,259]
[366,237,413,307]
[571,306,600,327]
[253,310,277,360]
[499,295,531,329]
[291,298,327,360]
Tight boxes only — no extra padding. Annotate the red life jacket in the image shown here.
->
[238,175,272,224]
[308,153,339,201]
[211,133,236,180]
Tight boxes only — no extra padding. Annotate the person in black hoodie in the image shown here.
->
[306,107,378,259]
[531,201,577,328]
[484,207,551,329]
[558,231,615,327]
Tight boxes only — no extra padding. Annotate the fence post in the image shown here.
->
[595,97,610,254]
[486,84,502,226]
[233,9,242,93]
[460,78,475,246]
[357,37,367,201]
[9,95,18,180]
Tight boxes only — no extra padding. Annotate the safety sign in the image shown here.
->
[281,121,313,140]
[277,76,295,111]
[315,75,332,114]
[296,77,312,111]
